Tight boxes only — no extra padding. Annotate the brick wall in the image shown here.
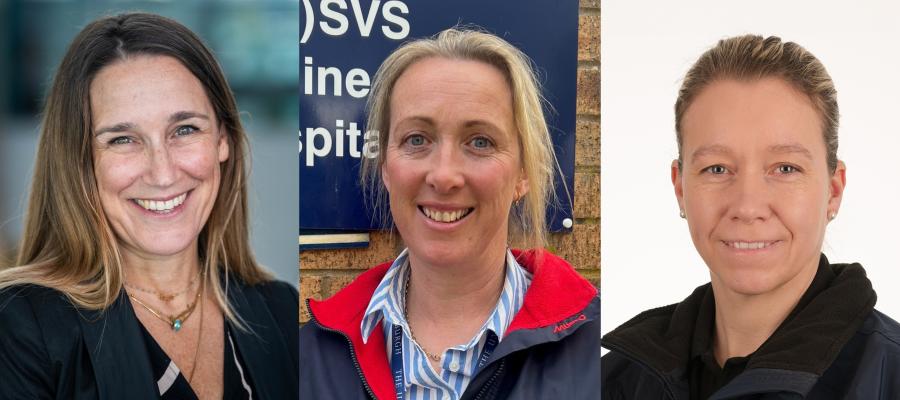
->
[300,1,600,323]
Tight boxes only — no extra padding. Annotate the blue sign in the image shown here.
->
[300,0,578,235]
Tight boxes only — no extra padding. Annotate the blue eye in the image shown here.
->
[109,136,134,145]
[705,165,728,174]
[404,134,427,147]
[471,137,492,149]
[175,125,198,136]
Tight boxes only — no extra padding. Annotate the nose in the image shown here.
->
[144,142,177,187]
[728,172,773,223]
[424,142,465,194]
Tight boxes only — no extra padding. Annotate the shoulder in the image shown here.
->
[0,285,82,397]
[0,284,80,328]
[305,260,393,326]
[250,278,299,307]
[601,349,672,400]
[815,310,900,395]
[232,277,299,337]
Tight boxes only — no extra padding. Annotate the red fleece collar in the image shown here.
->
[307,249,597,400]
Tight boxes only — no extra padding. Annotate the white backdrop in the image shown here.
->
[601,0,900,338]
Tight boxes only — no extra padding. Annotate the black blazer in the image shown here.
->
[0,277,298,399]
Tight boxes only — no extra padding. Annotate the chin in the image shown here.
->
[714,268,787,296]
[129,234,197,258]
[407,241,469,267]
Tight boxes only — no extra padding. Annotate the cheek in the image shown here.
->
[174,145,220,179]
[94,153,143,196]
[683,184,722,235]
[382,155,421,195]
[470,159,520,206]
[775,186,829,238]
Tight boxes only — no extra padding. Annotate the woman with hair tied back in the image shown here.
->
[0,13,297,399]
[601,35,900,399]
[300,28,600,399]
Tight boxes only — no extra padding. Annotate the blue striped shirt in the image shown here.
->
[361,249,532,400]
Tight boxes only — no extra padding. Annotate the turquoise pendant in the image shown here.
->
[173,319,182,332]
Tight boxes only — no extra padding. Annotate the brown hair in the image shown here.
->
[675,34,839,172]
[0,13,271,325]
[361,28,563,250]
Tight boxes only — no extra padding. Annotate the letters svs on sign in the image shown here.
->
[302,0,411,44]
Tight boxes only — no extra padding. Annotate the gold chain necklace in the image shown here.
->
[125,270,202,302]
[186,285,204,383]
[129,286,202,332]
[403,268,442,362]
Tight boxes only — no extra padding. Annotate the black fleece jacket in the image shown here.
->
[601,254,900,399]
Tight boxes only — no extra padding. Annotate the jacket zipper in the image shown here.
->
[471,359,506,400]
[307,299,380,400]
[602,341,678,400]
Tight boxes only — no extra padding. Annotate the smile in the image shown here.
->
[133,192,188,214]
[419,206,474,223]
[724,240,778,250]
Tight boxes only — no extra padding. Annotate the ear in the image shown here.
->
[515,168,530,201]
[671,159,685,214]
[381,161,392,193]
[827,160,847,220]
[217,129,230,163]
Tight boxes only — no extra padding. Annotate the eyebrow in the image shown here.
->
[94,122,136,137]
[690,142,814,163]
[169,111,210,124]
[690,144,733,163]
[463,119,503,132]
[396,116,502,131]
[94,111,210,137]
[768,143,813,160]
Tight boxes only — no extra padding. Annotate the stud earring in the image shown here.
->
[828,211,837,220]
[679,209,686,219]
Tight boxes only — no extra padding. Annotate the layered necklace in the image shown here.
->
[126,270,205,332]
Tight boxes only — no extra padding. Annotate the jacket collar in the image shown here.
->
[224,276,296,400]
[308,248,598,400]
[77,291,160,400]
[602,254,876,397]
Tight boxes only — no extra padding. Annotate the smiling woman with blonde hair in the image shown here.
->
[300,28,600,400]
[0,13,297,398]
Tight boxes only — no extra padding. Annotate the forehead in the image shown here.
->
[389,57,514,126]
[89,55,213,128]
[680,77,826,160]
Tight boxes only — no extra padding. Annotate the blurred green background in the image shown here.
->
[0,0,299,286]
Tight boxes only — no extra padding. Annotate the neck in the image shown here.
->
[121,242,201,295]
[406,245,508,326]
[710,258,819,366]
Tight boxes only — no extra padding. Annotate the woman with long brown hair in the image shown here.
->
[0,13,297,398]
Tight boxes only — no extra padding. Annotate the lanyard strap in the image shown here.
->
[391,324,405,400]
[390,324,500,399]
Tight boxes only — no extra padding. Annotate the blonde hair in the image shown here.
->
[361,28,561,250]
[675,34,839,172]
[0,13,272,326]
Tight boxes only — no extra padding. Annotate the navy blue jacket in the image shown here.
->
[602,256,900,399]
[300,249,600,400]
[0,278,298,399]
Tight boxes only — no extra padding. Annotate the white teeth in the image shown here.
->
[422,207,470,223]
[728,241,772,250]
[135,193,187,213]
